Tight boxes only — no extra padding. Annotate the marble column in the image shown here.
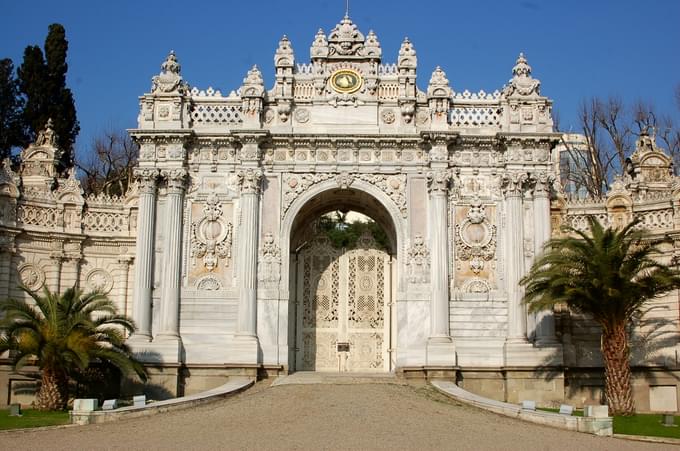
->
[427,170,452,341]
[0,235,15,300]
[158,168,187,339]
[236,168,263,339]
[130,168,159,341]
[503,173,528,342]
[425,169,456,366]
[532,173,557,345]
[117,256,132,330]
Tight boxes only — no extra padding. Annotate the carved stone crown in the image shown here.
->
[241,65,265,97]
[151,51,188,95]
[503,52,540,98]
[328,15,365,57]
[398,37,417,68]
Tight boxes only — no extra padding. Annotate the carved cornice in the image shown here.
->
[496,132,560,151]
[129,130,194,146]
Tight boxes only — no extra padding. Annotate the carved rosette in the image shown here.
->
[18,263,45,291]
[258,232,281,284]
[190,193,233,271]
[237,168,263,195]
[85,268,114,293]
[455,200,497,275]
[426,170,451,195]
[406,234,430,283]
[133,168,160,195]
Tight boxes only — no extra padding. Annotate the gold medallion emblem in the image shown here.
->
[330,69,362,94]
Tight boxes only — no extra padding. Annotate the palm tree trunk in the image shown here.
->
[601,322,635,416]
[36,366,68,411]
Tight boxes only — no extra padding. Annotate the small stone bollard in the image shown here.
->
[584,405,609,418]
[133,395,146,408]
[558,404,574,416]
[102,399,118,410]
[73,398,98,412]
[521,400,536,411]
[9,403,22,416]
[662,413,676,427]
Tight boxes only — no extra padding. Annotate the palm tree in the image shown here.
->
[0,286,147,411]
[520,218,680,416]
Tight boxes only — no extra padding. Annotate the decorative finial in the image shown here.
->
[35,118,57,147]
[345,0,350,17]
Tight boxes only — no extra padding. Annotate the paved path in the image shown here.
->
[2,378,674,450]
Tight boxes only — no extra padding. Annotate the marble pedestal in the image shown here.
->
[504,340,563,367]
[426,339,457,366]
[230,335,260,365]
[128,335,182,364]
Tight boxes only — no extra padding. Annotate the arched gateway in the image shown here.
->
[126,14,564,398]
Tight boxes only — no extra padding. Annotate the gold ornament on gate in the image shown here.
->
[330,69,362,94]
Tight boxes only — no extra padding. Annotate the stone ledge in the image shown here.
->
[70,377,253,425]
[430,380,612,436]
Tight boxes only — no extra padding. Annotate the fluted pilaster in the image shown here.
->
[236,168,263,337]
[426,169,452,342]
[158,168,187,338]
[503,172,528,342]
[131,168,159,340]
[532,172,557,344]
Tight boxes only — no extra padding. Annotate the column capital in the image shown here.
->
[426,170,452,195]
[237,168,264,195]
[133,167,160,194]
[530,171,554,198]
[161,167,188,193]
[501,172,530,198]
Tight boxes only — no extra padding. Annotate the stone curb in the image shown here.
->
[70,377,253,425]
[0,423,79,434]
[613,433,680,445]
[430,380,613,437]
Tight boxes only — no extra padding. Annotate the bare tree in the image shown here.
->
[77,129,138,196]
[557,93,679,197]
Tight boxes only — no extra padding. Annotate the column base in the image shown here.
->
[504,340,563,367]
[129,335,183,364]
[426,338,457,366]
[230,334,260,365]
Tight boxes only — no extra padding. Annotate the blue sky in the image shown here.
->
[2,0,679,160]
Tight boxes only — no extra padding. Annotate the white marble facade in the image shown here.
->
[2,16,679,392]
[126,15,561,372]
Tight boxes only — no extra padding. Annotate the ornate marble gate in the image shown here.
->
[295,231,391,372]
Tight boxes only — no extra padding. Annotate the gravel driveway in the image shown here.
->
[1,379,674,450]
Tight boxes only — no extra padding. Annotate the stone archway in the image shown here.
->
[281,183,404,373]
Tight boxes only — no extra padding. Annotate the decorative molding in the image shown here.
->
[190,193,233,271]
[406,234,430,283]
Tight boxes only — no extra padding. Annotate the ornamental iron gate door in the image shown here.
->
[295,230,391,372]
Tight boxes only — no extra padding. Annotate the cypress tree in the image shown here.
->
[0,58,26,160]
[18,24,79,172]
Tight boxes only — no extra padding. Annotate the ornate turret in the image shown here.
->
[363,30,382,59]
[427,66,452,129]
[310,28,329,61]
[398,37,418,123]
[500,52,553,133]
[274,36,295,122]
[20,119,61,182]
[241,65,265,126]
[625,128,673,195]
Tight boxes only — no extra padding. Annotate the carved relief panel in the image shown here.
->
[187,193,234,290]
[453,199,498,293]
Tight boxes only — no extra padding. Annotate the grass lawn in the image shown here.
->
[0,409,70,430]
[614,414,680,439]
[538,408,680,438]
